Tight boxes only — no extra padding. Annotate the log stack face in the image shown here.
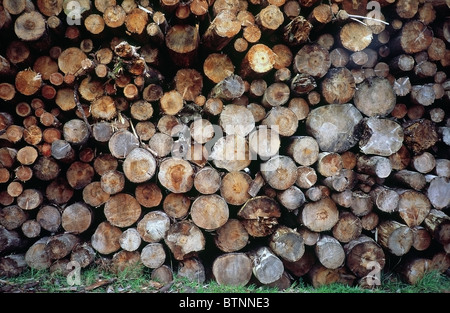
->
[0,0,449,288]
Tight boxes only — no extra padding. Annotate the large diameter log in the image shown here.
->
[300,197,339,232]
[260,155,298,191]
[212,253,253,286]
[104,193,142,228]
[210,135,251,172]
[61,202,92,234]
[191,194,229,231]
[202,10,241,52]
[214,219,249,253]
[306,103,363,153]
[122,147,157,183]
[0,253,27,277]
[219,104,255,137]
[377,220,414,256]
[137,211,170,243]
[315,234,345,270]
[91,221,122,255]
[354,77,396,118]
[269,226,305,263]
[359,117,404,156]
[344,235,386,279]
[427,177,450,210]
[164,220,205,261]
[321,67,356,104]
[220,171,251,206]
[397,190,431,227]
[158,157,194,193]
[45,233,80,260]
[165,24,199,68]
[402,119,439,155]
[423,209,450,253]
[394,20,433,54]
[25,236,51,270]
[237,196,281,237]
[293,43,330,79]
[248,246,284,285]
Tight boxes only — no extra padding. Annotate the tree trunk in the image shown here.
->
[190,194,229,231]
[164,220,205,261]
[237,196,281,237]
[212,253,253,286]
[377,220,414,256]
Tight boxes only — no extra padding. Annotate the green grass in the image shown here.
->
[1,264,449,293]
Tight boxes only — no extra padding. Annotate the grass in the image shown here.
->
[1,264,449,294]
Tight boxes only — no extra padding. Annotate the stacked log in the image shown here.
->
[0,0,449,289]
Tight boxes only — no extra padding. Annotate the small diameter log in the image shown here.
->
[151,265,174,285]
[261,155,298,191]
[45,233,80,260]
[61,202,92,234]
[104,193,141,228]
[214,219,249,253]
[315,234,345,270]
[212,252,253,286]
[174,68,203,102]
[237,196,281,237]
[359,117,404,157]
[307,263,355,288]
[300,197,339,233]
[160,90,184,115]
[164,220,205,261]
[261,82,290,108]
[403,119,439,155]
[397,189,431,228]
[255,4,284,34]
[306,103,362,153]
[423,209,450,253]
[282,15,312,47]
[165,24,199,68]
[20,220,39,239]
[202,10,241,52]
[344,235,386,279]
[219,171,252,206]
[411,226,432,252]
[191,194,229,231]
[269,226,305,263]
[332,211,363,243]
[296,166,318,189]
[91,221,122,255]
[316,152,343,178]
[15,69,42,96]
[248,246,284,285]
[377,220,414,256]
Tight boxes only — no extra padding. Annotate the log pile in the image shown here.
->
[0,0,449,289]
